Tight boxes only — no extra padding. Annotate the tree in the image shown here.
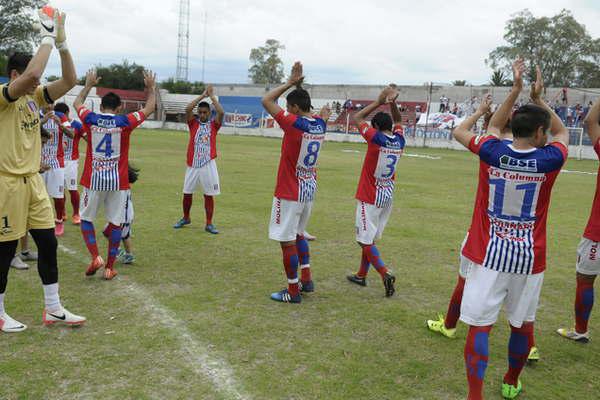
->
[79,60,146,90]
[487,9,600,87]
[489,70,511,86]
[0,0,44,56]
[248,39,285,84]
[161,78,205,94]
[452,80,467,86]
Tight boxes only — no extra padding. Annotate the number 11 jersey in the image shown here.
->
[355,122,405,208]
[462,135,567,275]
[274,110,327,203]
[77,106,146,191]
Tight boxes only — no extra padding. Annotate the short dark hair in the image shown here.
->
[197,101,211,110]
[128,165,140,184]
[54,102,69,115]
[101,92,122,110]
[371,112,393,132]
[40,126,51,140]
[7,52,32,76]
[286,88,311,112]
[511,104,550,138]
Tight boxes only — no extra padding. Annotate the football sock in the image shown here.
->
[575,275,595,334]
[80,220,99,259]
[281,244,299,296]
[0,240,18,294]
[54,198,65,222]
[445,275,466,330]
[296,235,311,282]
[204,195,214,225]
[69,190,80,215]
[465,325,492,400]
[183,193,193,221]
[363,245,388,278]
[42,283,61,313]
[0,293,4,315]
[504,322,534,386]
[29,229,59,285]
[357,248,370,278]
[105,223,122,270]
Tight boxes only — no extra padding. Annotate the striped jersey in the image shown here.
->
[274,110,327,202]
[41,111,70,169]
[63,119,84,161]
[77,106,146,191]
[186,119,221,168]
[462,135,568,275]
[584,139,600,242]
[355,122,405,207]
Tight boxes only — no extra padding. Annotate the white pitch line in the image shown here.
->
[404,153,442,160]
[58,245,250,400]
[562,169,598,176]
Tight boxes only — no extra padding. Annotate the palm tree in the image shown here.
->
[489,70,508,86]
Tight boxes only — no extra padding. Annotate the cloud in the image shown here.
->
[45,0,600,85]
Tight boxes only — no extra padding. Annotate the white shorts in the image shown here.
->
[64,160,79,191]
[183,161,220,196]
[42,168,64,199]
[121,190,134,239]
[459,233,472,278]
[80,188,128,225]
[577,237,600,275]
[268,197,312,242]
[460,262,544,328]
[355,201,392,244]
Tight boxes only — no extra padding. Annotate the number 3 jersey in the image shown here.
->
[355,122,405,208]
[274,110,327,202]
[462,135,568,275]
[77,107,146,191]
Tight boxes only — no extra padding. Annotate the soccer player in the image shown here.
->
[261,62,327,303]
[73,69,156,280]
[557,97,600,343]
[452,65,569,400]
[426,59,540,361]
[0,6,86,332]
[55,102,85,225]
[118,165,139,264]
[173,85,224,234]
[40,104,73,236]
[346,86,404,297]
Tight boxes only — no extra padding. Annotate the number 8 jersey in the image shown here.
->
[274,110,327,202]
[462,135,568,275]
[355,122,405,208]
[77,106,146,191]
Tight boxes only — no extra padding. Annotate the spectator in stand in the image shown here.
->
[451,102,458,115]
[562,87,568,105]
[439,95,448,112]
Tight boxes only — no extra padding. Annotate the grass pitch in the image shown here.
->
[1,129,599,399]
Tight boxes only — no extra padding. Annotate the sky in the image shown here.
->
[44,0,600,85]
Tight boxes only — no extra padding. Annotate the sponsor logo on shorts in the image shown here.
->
[590,242,598,261]
[360,202,367,231]
[275,198,281,225]
[214,184,219,190]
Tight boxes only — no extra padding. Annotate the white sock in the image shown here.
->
[43,283,62,313]
[0,293,4,315]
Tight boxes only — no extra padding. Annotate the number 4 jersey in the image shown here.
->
[77,107,146,191]
[355,122,405,208]
[462,135,568,275]
[274,110,327,202]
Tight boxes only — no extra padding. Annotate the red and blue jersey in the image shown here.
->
[186,119,221,168]
[584,139,600,242]
[274,110,327,202]
[63,119,84,161]
[41,111,70,169]
[462,135,568,275]
[77,106,146,191]
[355,122,405,207]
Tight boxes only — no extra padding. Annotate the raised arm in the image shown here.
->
[185,91,207,122]
[206,85,224,125]
[261,61,304,117]
[140,70,157,118]
[45,12,77,101]
[354,86,397,126]
[388,87,402,124]
[452,94,492,148]
[489,58,525,135]
[584,98,600,145]
[6,8,58,100]
[319,104,332,121]
[530,65,569,147]
[73,69,100,110]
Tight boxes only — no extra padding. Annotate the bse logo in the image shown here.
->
[499,155,538,172]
